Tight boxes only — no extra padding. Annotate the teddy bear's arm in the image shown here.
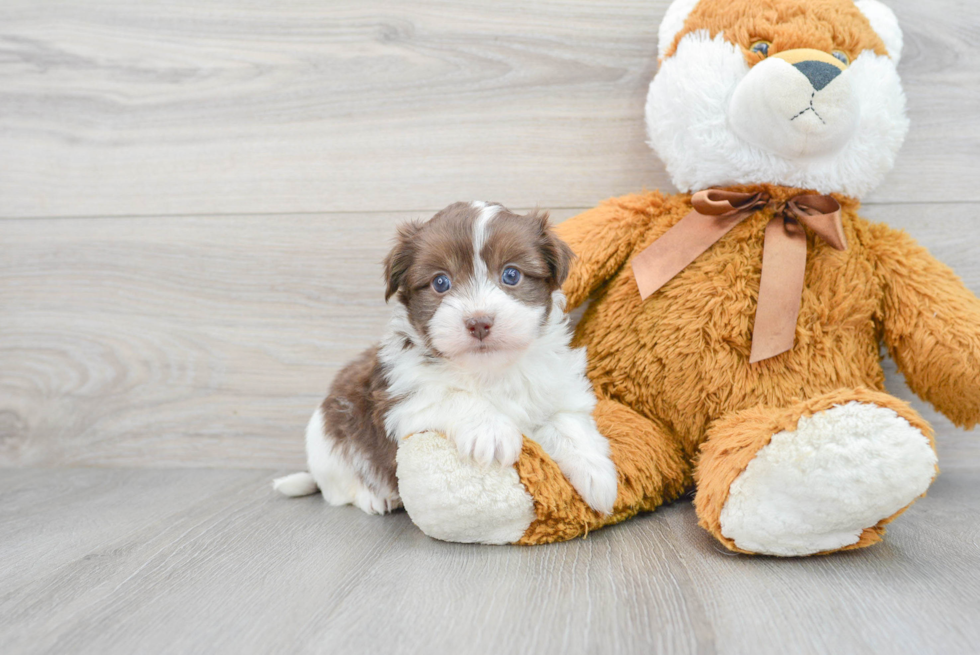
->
[871,223,980,429]
[555,193,670,310]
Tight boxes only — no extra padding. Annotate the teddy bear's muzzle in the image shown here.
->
[728,48,859,160]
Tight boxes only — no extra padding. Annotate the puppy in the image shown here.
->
[274,202,618,515]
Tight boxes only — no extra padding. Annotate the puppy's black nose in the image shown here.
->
[465,315,493,341]
[793,60,841,91]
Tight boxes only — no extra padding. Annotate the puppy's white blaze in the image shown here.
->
[471,200,499,280]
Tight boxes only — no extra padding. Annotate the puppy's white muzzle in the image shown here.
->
[429,279,544,365]
[728,49,858,159]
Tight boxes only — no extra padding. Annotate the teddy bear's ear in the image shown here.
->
[383,219,423,302]
[855,0,903,65]
[657,0,701,60]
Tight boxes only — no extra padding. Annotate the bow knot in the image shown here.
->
[631,189,846,363]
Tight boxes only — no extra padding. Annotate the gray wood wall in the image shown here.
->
[2,0,978,468]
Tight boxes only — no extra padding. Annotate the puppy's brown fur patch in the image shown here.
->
[384,203,478,349]
[320,347,398,497]
[483,209,575,317]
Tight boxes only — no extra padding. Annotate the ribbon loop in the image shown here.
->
[630,189,848,362]
[691,189,768,216]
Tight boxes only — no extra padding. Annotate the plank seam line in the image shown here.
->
[0,199,974,221]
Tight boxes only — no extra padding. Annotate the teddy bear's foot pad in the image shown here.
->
[396,431,536,544]
[719,401,937,556]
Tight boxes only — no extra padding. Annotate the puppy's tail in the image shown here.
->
[273,471,319,497]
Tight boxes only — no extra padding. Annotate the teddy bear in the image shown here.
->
[392,0,980,556]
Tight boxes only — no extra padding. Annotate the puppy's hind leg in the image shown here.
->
[272,409,328,498]
[307,406,401,515]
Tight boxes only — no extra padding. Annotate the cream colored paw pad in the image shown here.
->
[719,401,937,556]
[396,431,536,545]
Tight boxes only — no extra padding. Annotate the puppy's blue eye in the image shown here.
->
[750,41,770,57]
[831,50,850,65]
[501,267,522,286]
[432,274,451,293]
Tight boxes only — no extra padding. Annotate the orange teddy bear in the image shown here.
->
[394,0,980,555]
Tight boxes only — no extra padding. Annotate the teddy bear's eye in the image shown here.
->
[750,41,771,57]
[831,50,850,65]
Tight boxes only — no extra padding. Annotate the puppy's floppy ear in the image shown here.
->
[533,210,576,290]
[383,219,423,302]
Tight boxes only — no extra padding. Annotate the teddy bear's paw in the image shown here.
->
[395,431,536,544]
[719,401,937,556]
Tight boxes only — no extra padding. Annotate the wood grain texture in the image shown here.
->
[0,467,977,655]
[1,0,979,218]
[1,204,977,468]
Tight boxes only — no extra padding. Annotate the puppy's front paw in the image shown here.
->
[564,454,619,515]
[534,415,619,515]
[454,418,524,468]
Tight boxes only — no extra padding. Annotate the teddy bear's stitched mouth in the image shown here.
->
[789,91,826,125]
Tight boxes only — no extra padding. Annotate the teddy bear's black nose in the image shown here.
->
[794,60,841,91]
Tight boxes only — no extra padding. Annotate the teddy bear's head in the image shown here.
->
[646,0,906,197]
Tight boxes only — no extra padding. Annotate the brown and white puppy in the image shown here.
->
[274,202,618,515]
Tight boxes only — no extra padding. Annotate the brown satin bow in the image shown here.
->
[630,189,847,363]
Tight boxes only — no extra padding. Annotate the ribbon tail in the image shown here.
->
[749,216,808,364]
[631,208,747,300]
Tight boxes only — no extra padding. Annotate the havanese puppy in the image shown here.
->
[274,201,618,515]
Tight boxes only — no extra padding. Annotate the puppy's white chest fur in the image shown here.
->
[380,296,594,443]
[379,296,616,514]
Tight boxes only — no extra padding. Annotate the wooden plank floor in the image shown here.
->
[1,467,978,655]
